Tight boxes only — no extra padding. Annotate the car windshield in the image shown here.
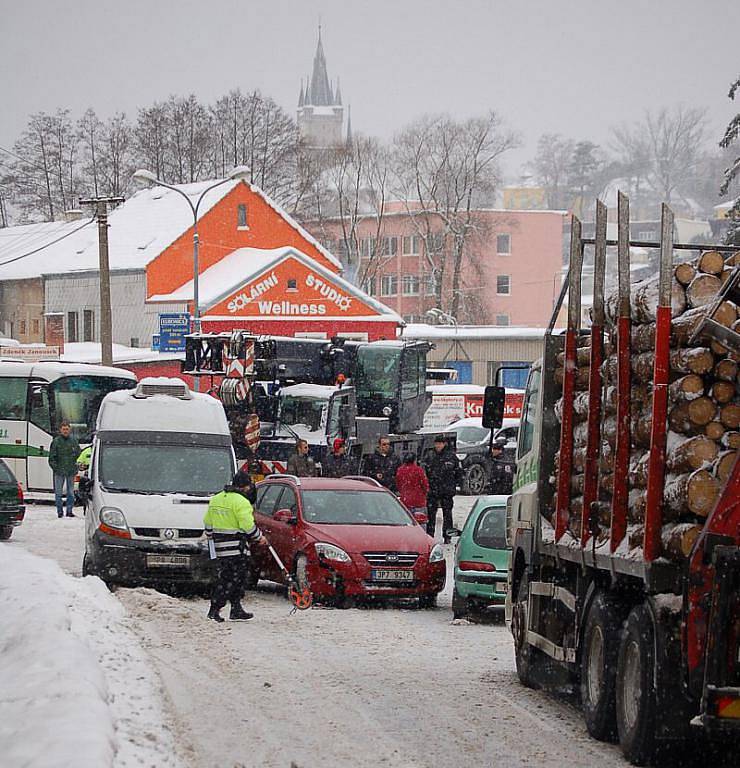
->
[99,444,233,495]
[301,490,413,525]
[473,506,507,549]
[454,426,490,444]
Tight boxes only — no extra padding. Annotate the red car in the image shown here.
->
[252,476,446,607]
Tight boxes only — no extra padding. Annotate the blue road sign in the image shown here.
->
[159,313,190,352]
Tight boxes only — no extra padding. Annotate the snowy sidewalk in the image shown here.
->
[0,545,183,768]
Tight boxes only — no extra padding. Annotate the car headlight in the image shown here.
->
[100,506,128,531]
[429,543,445,563]
[456,453,466,461]
[382,405,393,417]
[315,542,351,563]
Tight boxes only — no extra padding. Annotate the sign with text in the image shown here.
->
[159,313,190,352]
[0,345,60,361]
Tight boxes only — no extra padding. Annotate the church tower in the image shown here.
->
[297,26,345,149]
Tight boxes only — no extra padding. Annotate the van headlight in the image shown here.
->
[315,542,351,562]
[100,507,128,531]
[429,544,445,563]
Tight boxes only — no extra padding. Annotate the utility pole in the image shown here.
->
[80,196,124,367]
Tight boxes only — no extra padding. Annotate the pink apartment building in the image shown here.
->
[308,207,567,327]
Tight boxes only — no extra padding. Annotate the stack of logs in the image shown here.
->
[553,250,739,561]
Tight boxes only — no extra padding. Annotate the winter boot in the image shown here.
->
[229,604,254,621]
[207,605,224,623]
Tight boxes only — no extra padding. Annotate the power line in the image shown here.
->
[0,216,94,267]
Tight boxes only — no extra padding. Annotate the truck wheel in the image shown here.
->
[512,572,542,688]
[0,525,13,541]
[581,592,621,742]
[616,604,657,765]
[462,463,487,495]
[452,587,468,619]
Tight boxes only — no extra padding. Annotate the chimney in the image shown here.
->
[63,209,85,222]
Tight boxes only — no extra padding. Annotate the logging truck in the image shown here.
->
[502,193,740,764]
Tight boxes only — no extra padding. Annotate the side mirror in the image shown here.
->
[482,386,505,430]
[273,508,297,524]
[445,527,462,540]
[413,510,428,525]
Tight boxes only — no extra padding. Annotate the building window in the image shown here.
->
[287,279,298,292]
[130,337,140,348]
[403,314,418,323]
[361,238,378,259]
[426,232,444,253]
[19,320,26,335]
[380,275,398,296]
[381,236,398,257]
[402,235,420,255]
[496,233,511,254]
[237,204,248,228]
[496,275,511,295]
[363,278,376,296]
[638,230,657,241]
[402,275,420,295]
[32,319,40,335]
[495,314,510,326]
[423,274,436,296]
[83,309,95,342]
[67,311,78,343]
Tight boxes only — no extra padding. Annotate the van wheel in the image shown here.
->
[616,604,657,765]
[581,593,621,742]
[462,463,487,495]
[0,525,13,541]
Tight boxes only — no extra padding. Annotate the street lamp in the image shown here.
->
[425,308,458,328]
[132,166,250,335]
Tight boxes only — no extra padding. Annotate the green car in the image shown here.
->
[452,494,510,619]
[0,459,25,541]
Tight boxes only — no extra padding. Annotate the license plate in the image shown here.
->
[495,582,508,593]
[371,569,414,581]
[146,554,191,568]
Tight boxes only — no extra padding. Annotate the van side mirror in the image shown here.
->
[482,386,505,429]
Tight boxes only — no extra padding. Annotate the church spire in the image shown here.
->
[298,78,305,107]
[346,105,353,146]
[307,23,333,106]
[334,77,342,105]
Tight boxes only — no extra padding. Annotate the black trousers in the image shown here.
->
[427,494,454,540]
[210,555,250,610]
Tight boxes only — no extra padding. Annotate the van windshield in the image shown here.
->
[99,444,233,495]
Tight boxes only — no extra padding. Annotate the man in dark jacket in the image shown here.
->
[48,421,81,518]
[322,438,354,478]
[363,436,401,492]
[286,439,317,477]
[423,434,462,542]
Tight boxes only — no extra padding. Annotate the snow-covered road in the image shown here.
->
[6,502,629,767]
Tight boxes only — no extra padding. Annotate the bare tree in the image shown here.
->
[392,112,519,319]
[135,102,170,182]
[531,133,575,209]
[99,113,135,197]
[78,108,102,197]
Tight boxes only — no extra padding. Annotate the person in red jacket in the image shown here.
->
[395,452,429,521]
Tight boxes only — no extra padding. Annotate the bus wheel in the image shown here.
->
[581,592,621,741]
[616,604,657,765]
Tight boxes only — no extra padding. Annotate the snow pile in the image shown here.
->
[0,546,182,768]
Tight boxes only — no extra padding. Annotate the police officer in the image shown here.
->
[204,467,266,622]
[363,436,401,492]
[423,434,462,542]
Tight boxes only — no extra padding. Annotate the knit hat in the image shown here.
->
[232,466,253,487]
[333,438,345,452]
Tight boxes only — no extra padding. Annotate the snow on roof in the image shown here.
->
[150,246,402,323]
[403,324,546,340]
[61,342,183,365]
[0,178,342,281]
[279,383,338,398]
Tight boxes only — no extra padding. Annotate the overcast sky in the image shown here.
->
[2,0,738,176]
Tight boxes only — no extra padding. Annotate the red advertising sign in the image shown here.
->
[504,391,524,420]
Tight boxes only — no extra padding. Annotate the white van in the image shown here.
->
[83,377,235,588]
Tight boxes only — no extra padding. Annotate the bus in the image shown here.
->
[0,361,137,493]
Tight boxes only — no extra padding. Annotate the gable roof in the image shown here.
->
[0,179,341,281]
[148,245,402,323]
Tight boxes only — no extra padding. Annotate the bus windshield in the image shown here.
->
[50,376,135,442]
[355,347,401,400]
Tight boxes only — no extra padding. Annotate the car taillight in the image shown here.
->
[458,560,496,572]
[16,483,24,504]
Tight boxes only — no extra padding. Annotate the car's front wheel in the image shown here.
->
[0,525,13,541]
[462,463,488,495]
[452,587,468,619]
